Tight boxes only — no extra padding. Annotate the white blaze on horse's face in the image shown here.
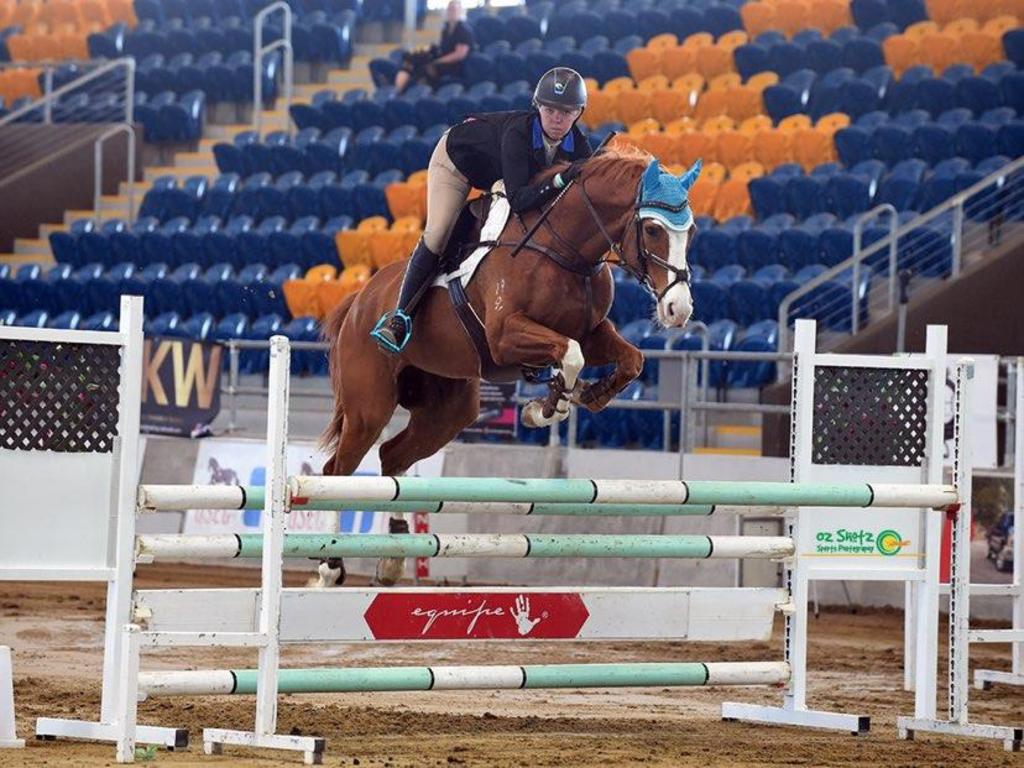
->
[652,220,693,328]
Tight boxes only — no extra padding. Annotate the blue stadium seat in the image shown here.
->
[173,215,221,268]
[303,215,352,269]
[726,320,779,388]
[49,218,95,267]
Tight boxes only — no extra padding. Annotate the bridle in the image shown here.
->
[575,177,694,302]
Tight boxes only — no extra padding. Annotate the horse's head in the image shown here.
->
[619,158,701,328]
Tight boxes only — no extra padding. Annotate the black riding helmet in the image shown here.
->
[532,67,587,113]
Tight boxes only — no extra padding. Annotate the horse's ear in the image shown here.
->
[679,159,703,192]
[641,159,661,193]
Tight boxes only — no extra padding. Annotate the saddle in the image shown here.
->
[437,188,532,383]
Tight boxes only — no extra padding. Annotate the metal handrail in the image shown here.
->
[0,57,134,127]
[253,1,293,136]
[94,123,135,225]
[851,203,897,332]
[777,155,1024,360]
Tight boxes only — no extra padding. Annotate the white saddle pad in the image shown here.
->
[431,180,512,290]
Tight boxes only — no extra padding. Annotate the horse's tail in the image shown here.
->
[318,291,358,465]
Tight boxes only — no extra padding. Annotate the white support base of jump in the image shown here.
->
[0,647,23,749]
[720,702,870,735]
[897,717,1023,752]
[975,670,1024,690]
[35,718,188,750]
[204,728,325,765]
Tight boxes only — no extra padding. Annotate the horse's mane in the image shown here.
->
[535,141,652,188]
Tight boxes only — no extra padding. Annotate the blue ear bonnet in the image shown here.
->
[637,159,702,231]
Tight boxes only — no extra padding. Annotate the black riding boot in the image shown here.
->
[371,239,441,353]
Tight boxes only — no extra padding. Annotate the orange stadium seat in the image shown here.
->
[626,47,661,82]
[882,34,920,75]
[688,175,721,216]
[926,0,966,24]
[708,72,741,90]
[961,30,1006,69]
[699,160,728,185]
[638,74,670,92]
[904,20,939,39]
[776,0,811,36]
[792,126,835,170]
[675,130,714,166]
[754,129,794,168]
[730,161,765,182]
[717,30,749,51]
[616,88,653,126]
[697,44,735,80]
[727,84,764,121]
[651,87,691,124]
[692,87,730,122]
[681,31,713,51]
[810,0,851,33]
[648,32,679,50]
[672,73,704,108]
[712,176,754,219]
[740,1,776,37]
[661,46,696,80]
[778,114,812,133]
[983,14,1019,34]
[715,129,755,167]
[918,31,965,71]
[747,71,780,92]
[944,17,979,35]
[335,216,387,270]
[739,114,773,135]
[815,112,851,136]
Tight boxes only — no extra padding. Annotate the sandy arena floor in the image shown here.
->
[1,563,1022,768]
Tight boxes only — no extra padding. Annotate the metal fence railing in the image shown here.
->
[0,58,135,216]
[778,156,1024,361]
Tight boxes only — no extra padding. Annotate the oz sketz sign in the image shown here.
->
[811,527,912,557]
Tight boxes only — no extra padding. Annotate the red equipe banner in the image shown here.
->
[364,592,590,640]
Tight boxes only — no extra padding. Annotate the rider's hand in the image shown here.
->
[555,161,585,189]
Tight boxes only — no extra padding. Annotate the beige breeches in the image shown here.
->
[423,130,472,254]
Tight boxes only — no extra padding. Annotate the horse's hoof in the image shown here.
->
[522,400,570,428]
[375,557,405,587]
[310,558,345,588]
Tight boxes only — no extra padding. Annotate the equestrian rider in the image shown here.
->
[371,66,593,354]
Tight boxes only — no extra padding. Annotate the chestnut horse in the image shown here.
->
[317,145,701,585]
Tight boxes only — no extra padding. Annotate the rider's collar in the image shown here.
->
[532,115,575,154]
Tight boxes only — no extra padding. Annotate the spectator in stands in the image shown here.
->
[372,67,592,354]
[394,0,475,94]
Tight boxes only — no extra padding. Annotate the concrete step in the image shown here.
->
[707,424,762,452]
[63,208,125,226]
[174,151,214,168]
[354,43,397,57]
[39,223,66,239]
[14,238,50,256]
[0,252,53,268]
[295,80,367,98]
[99,194,134,212]
[144,165,218,182]
[327,69,373,86]
[120,180,152,197]
[692,446,762,457]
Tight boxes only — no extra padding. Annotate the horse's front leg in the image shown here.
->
[574,320,644,413]
[489,312,584,428]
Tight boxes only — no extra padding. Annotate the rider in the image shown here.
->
[371,66,593,354]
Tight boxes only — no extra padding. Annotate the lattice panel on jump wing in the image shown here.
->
[812,366,929,467]
[0,340,121,453]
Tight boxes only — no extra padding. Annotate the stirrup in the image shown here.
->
[371,310,412,353]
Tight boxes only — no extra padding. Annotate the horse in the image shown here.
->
[316,144,702,586]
